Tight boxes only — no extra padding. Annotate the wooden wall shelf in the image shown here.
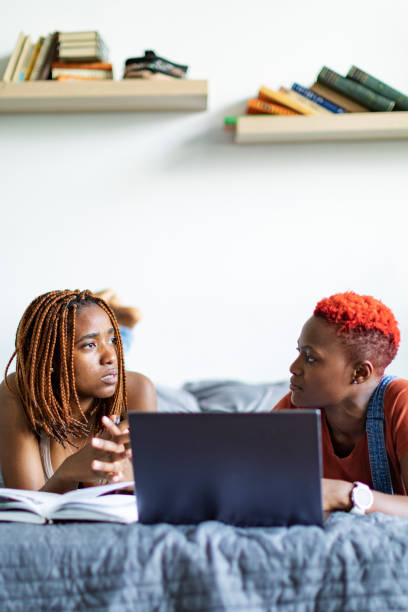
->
[235,112,408,143]
[0,79,208,113]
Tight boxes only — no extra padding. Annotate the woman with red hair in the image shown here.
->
[274,291,408,517]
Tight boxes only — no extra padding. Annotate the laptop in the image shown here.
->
[128,410,323,527]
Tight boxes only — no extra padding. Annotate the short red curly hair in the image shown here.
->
[314,291,400,373]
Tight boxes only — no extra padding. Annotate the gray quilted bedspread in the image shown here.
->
[1,511,408,611]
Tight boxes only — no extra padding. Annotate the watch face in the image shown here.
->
[354,483,373,509]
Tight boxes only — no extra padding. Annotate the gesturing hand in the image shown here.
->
[91,415,133,483]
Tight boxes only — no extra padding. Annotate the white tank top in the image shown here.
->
[39,431,54,480]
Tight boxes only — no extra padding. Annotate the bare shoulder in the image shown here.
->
[125,371,157,413]
[0,373,30,430]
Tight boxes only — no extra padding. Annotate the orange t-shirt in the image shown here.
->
[273,378,408,494]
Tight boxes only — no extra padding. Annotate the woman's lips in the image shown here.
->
[101,372,118,385]
[289,379,302,391]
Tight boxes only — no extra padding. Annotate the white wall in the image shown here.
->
[1,0,408,386]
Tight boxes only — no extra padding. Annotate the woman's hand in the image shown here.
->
[322,478,353,513]
[56,416,133,487]
[91,416,133,483]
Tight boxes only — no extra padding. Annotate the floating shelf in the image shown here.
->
[235,112,408,143]
[0,79,208,113]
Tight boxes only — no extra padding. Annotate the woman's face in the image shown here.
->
[289,315,355,409]
[73,304,118,408]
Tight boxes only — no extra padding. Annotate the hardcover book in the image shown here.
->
[52,61,113,70]
[247,97,298,116]
[280,87,331,114]
[37,31,59,80]
[52,68,113,79]
[347,66,408,111]
[2,31,26,83]
[24,37,44,80]
[11,35,31,83]
[291,83,346,114]
[309,82,369,112]
[317,67,395,112]
[258,85,318,115]
[0,481,137,524]
[59,31,100,42]
[29,33,53,80]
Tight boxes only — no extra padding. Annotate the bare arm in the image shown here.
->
[322,452,408,517]
[0,375,131,492]
[0,375,47,490]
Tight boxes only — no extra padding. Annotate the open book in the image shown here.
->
[0,481,137,524]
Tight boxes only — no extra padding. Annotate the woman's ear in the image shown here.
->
[352,361,374,385]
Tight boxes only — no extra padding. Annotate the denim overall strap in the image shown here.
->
[366,375,397,494]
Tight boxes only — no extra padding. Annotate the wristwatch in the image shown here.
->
[350,481,374,515]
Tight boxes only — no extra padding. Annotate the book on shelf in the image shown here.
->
[317,66,395,111]
[58,32,109,63]
[309,81,369,112]
[58,45,109,63]
[0,481,137,524]
[280,86,331,114]
[24,36,44,80]
[29,32,53,80]
[247,97,298,116]
[258,85,318,115]
[52,66,113,80]
[347,65,408,111]
[58,30,100,42]
[56,75,107,82]
[11,35,31,82]
[2,31,26,83]
[36,31,59,80]
[291,82,346,114]
[52,61,113,70]
[16,39,36,82]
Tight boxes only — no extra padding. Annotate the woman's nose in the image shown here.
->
[289,354,302,376]
[101,343,117,364]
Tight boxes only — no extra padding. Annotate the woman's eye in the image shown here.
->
[83,342,96,349]
[305,354,316,363]
[110,336,118,344]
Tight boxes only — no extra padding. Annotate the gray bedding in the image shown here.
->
[1,380,408,611]
[1,512,408,611]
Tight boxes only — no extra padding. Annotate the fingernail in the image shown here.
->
[92,438,102,447]
[92,460,101,469]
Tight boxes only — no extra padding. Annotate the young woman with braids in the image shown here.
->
[0,289,156,492]
[274,291,408,517]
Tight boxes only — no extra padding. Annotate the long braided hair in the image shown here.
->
[5,289,127,445]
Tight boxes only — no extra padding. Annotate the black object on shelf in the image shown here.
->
[124,50,188,79]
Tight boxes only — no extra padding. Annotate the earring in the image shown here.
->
[353,379,358,384]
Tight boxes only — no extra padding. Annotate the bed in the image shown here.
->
[1,379,408,611]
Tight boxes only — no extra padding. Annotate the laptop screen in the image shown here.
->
[128,410,323,527]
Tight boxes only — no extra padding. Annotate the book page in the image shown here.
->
[0,481,134,519]
[51,493,138,523]
[0,487,61,516]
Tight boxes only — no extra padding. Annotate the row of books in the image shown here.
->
[2,31,190,84]
[224,65,408,127]
[2,30,110,83]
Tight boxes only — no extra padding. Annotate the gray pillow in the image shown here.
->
[182,379,289,413]
[156,385,201,413]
